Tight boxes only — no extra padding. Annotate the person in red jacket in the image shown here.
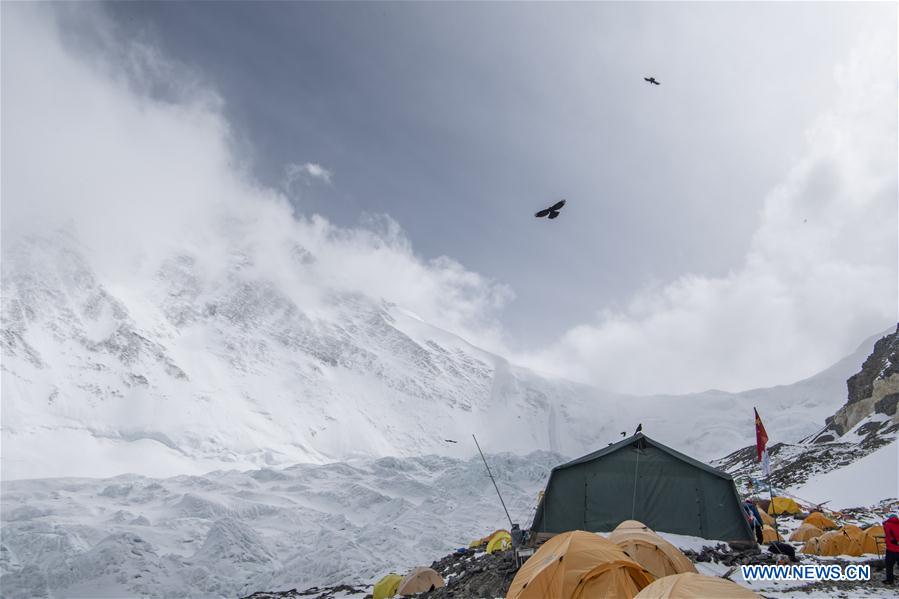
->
[883,513,899,584]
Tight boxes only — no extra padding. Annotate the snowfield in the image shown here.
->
[0,453,558,598]
[789,441,898,509]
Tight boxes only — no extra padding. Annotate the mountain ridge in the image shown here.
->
[1,230,889,480]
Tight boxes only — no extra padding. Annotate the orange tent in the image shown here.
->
[608,528,697,580]
[801,536,822,555]
[761,525,783,543]
[802,530,863,557]
[506,530,654,599]
[789,524,823,542]
[614,520,655,533]
[633,572,763,599]
[841,525,865,541]
[396,567,444,595]
[757,508,774,527]
[862,525,885,555]
[803,512,837,530]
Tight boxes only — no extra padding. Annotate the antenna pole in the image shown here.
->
[473,434,514,529]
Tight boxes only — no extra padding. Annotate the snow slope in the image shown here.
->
[790,440,898,509]
[1,231,880,480]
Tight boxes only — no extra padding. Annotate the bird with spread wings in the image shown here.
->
[534,199,566,220]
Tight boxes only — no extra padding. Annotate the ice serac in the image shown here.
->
[0,453,562,598]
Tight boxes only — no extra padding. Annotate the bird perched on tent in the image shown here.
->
[620,432,626,437]
[644,76,660,85]
[634,423,643,434]
[534,199,566,220]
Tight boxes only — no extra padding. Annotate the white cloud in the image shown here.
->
[284,161,333,187]
[520,34,897,394]
[2,5,894,397]
[0,5,509,353]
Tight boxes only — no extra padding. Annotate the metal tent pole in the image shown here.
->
[473,434,514,529]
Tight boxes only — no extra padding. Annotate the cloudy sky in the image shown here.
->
[2,2,896,394]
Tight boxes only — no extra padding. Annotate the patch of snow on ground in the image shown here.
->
[789,440,898,509]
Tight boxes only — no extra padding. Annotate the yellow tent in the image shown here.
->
[614,520,655,533]
[865,524,884,536]
[373,573,403,599]
[396,567,444,595]
[608,528,697,580]
[487,531,512,554]
[767,497,801,515]
[803,512,837,530]
[801,536,822,555]
[862,525,885,555]
[841,525,865,541]
[633,572,763,598]
[761,525,783,543]
[470,529,507,549]
[506,530,654,599]
[789,523,823,542]
[802,530,863,557]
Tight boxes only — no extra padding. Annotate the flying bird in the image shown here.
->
[643,77,660,86]
[444,439,457,444]
[535,199,566,220]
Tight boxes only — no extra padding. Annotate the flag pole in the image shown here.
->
[755,407,778,544]
[766,451,779,543]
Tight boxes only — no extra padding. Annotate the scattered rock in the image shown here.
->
[242,584,366,599]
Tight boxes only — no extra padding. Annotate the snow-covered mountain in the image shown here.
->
[3,230,896,598]
[713,326,898,508]
[0,230,887,480]
[1,232,596,479]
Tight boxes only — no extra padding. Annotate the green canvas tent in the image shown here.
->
[531,433,754,543]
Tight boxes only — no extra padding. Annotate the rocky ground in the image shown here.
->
[242,584,367,599]
[245,531,898,599]
[418,549,517,599]
[714,434,897,493]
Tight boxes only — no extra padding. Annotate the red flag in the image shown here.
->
[754,408,768,462]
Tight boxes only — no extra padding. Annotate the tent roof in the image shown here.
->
[553,433,735,481]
